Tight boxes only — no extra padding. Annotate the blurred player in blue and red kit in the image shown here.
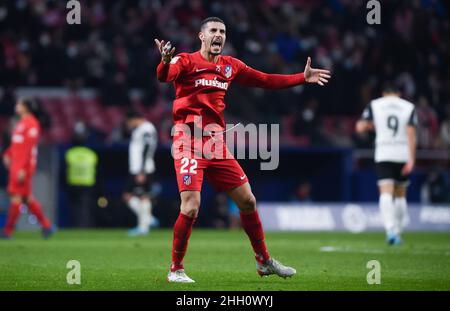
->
[1,98,55,239]
[155,17,331,282]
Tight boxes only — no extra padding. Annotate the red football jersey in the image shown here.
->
[157,51,305,129]
[4,115,40,174]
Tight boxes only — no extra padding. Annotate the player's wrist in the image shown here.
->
[299,72,306,83]
[162,55,172,64]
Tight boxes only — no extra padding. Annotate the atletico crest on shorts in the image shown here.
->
[183,175,192,186]
[224,65,232,78]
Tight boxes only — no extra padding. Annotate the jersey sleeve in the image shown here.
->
[233,58,305,89]
[408,107,418,127]
[14,124,39,171]
[361,103,373,121]
[156,53,189,82]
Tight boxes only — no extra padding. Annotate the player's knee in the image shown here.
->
[394,186,407,198]
[238,194,256,213]
[181,193,200,217]
[10,195,22,204]
[181,204,199,218]
[181,192,200,207]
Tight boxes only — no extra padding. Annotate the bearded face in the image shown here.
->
[199,21,226,56]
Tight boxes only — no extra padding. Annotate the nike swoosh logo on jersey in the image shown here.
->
[196,68,208,72]
[240,175,246,180]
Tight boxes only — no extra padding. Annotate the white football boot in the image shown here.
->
[256,258,296,278]
[167,269,195,283]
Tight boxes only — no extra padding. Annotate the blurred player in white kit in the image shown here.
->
[124,110,159,236]
[356,83,418,245]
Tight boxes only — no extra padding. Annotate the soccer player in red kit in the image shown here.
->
[1,98,55,239]
[155,17,331,283]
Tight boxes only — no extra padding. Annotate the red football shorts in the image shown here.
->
[173,128,249,193]
[8,170,33,196]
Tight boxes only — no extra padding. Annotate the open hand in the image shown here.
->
[304,57,331,86]
[401,160,414,176]
[154,39,176,64]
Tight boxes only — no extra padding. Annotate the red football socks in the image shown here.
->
[171,213,196,272]
[28,199,51,229]
[240,210,270,264]
[4,202,21,236]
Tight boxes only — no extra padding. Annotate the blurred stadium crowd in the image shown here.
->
[0,0,449,149]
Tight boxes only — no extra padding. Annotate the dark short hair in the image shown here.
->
[19,97,51,129]
[126,108,143,120]
[20,97,39,115]
[382,81,400,93]
[200,17,225,30]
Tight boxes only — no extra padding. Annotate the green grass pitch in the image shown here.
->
[0,229,449,290]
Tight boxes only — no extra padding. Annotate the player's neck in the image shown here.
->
[133,119,145,128]
[19,112,31,119]
[383,92,400,97]
[199,49,220,64]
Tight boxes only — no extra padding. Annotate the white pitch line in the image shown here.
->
[319,246,450,255]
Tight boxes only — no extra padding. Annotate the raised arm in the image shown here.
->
[155,39,185,82]
[235,57,331,89]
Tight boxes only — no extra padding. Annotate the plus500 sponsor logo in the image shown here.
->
[194,78,228,90]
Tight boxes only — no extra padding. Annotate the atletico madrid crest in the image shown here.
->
[183,175,192,186]
[224,65,232,78]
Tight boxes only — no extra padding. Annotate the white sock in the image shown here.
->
[138,199,151,232]
[394,197,408,234]
[379,193,395,235]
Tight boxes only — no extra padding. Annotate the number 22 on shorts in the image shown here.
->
[180,157,198,174]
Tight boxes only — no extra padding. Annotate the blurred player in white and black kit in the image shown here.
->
[124,110,158,236]
[356,83,418,245]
